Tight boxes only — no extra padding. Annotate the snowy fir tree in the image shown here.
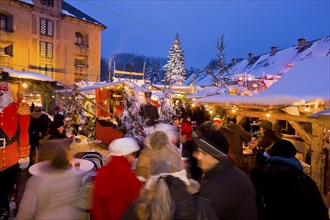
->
[119,83,146,146]
[158,89,175,123]
[207,35,232,88]
[164,33,186,86]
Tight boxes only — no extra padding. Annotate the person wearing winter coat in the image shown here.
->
[250,139,329,220]
[221,115,252,173]
[122,131,217,220]
[45,120,67,140]
[193,130,258,220]
[181,114,202,180]
[16,138,82,220]
[135,123,180,179]
[91,137,142,220]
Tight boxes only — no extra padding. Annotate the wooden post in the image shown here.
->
[310,123,324,194]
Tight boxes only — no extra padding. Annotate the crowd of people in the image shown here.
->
[1,73,329,220]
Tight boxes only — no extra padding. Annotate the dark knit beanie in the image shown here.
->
[269,139,297,158]
[49,120,64,129]
[194,130,229,161]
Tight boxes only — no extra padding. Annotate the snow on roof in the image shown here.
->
[18,0,33,4]
[55,80,148,94]
[1,67,56,82]
[62,1,106,28]
[16,0,106,28]
[194,56,330,106]
[192,36,330,86]
[186,86,224,98]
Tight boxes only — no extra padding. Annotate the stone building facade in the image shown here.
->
[0,0,106,87]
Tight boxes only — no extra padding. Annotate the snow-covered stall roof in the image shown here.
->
[194,57,330,106]
[56,80,148,94]
[1,67,56,82]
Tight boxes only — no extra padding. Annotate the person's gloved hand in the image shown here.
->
[18,156,30,169]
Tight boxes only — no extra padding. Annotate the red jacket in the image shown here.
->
[91,156,142,220]
[0,102,30,171]
[181,120,193,141]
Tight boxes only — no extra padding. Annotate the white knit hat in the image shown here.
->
[108,137,139,156]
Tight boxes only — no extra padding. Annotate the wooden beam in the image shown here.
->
[75,91,115,118]
[226,110,318,123]
[57,92,95,117]
[310,123,324,194]
[287,121,312,146]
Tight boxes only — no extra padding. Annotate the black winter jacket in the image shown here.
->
[199,157,258,220]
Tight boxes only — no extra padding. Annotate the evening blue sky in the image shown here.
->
[67,0,330,69]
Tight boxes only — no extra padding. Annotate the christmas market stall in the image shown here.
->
[1,66,57,112]
[193,57,330,197]
[56,80,148,145]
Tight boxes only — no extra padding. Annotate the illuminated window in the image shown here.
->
[40,41,53,59]
[39,64,53,77]
[41,0,54,7]
[40,18,54,37]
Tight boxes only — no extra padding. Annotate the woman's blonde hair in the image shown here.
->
[136,177,175,220]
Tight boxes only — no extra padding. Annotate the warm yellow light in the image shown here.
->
[266,113,271,117]
[304,106,310,112]
[22,83,27,88]
[232,109,236,113]
[52,95,55,98]
[209,110,213,114]
[238,77,243,81]
[252,83,258,88]
[62,96,65,99]
[192,103,195,107]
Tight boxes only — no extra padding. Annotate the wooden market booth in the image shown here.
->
[1,66,57,112]
[194,57,330,197]
[56,81,148,145]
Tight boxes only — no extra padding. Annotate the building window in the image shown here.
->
[41,0,54,7]
[0,14,7,30]
[74,73,88,82]
[74,32,88,47]
[39,64,53,77]
[40,18,54,37]
[74,56,88,68]
[40,41,53,59]
[75,32,83,45]
[0,44,13,57]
